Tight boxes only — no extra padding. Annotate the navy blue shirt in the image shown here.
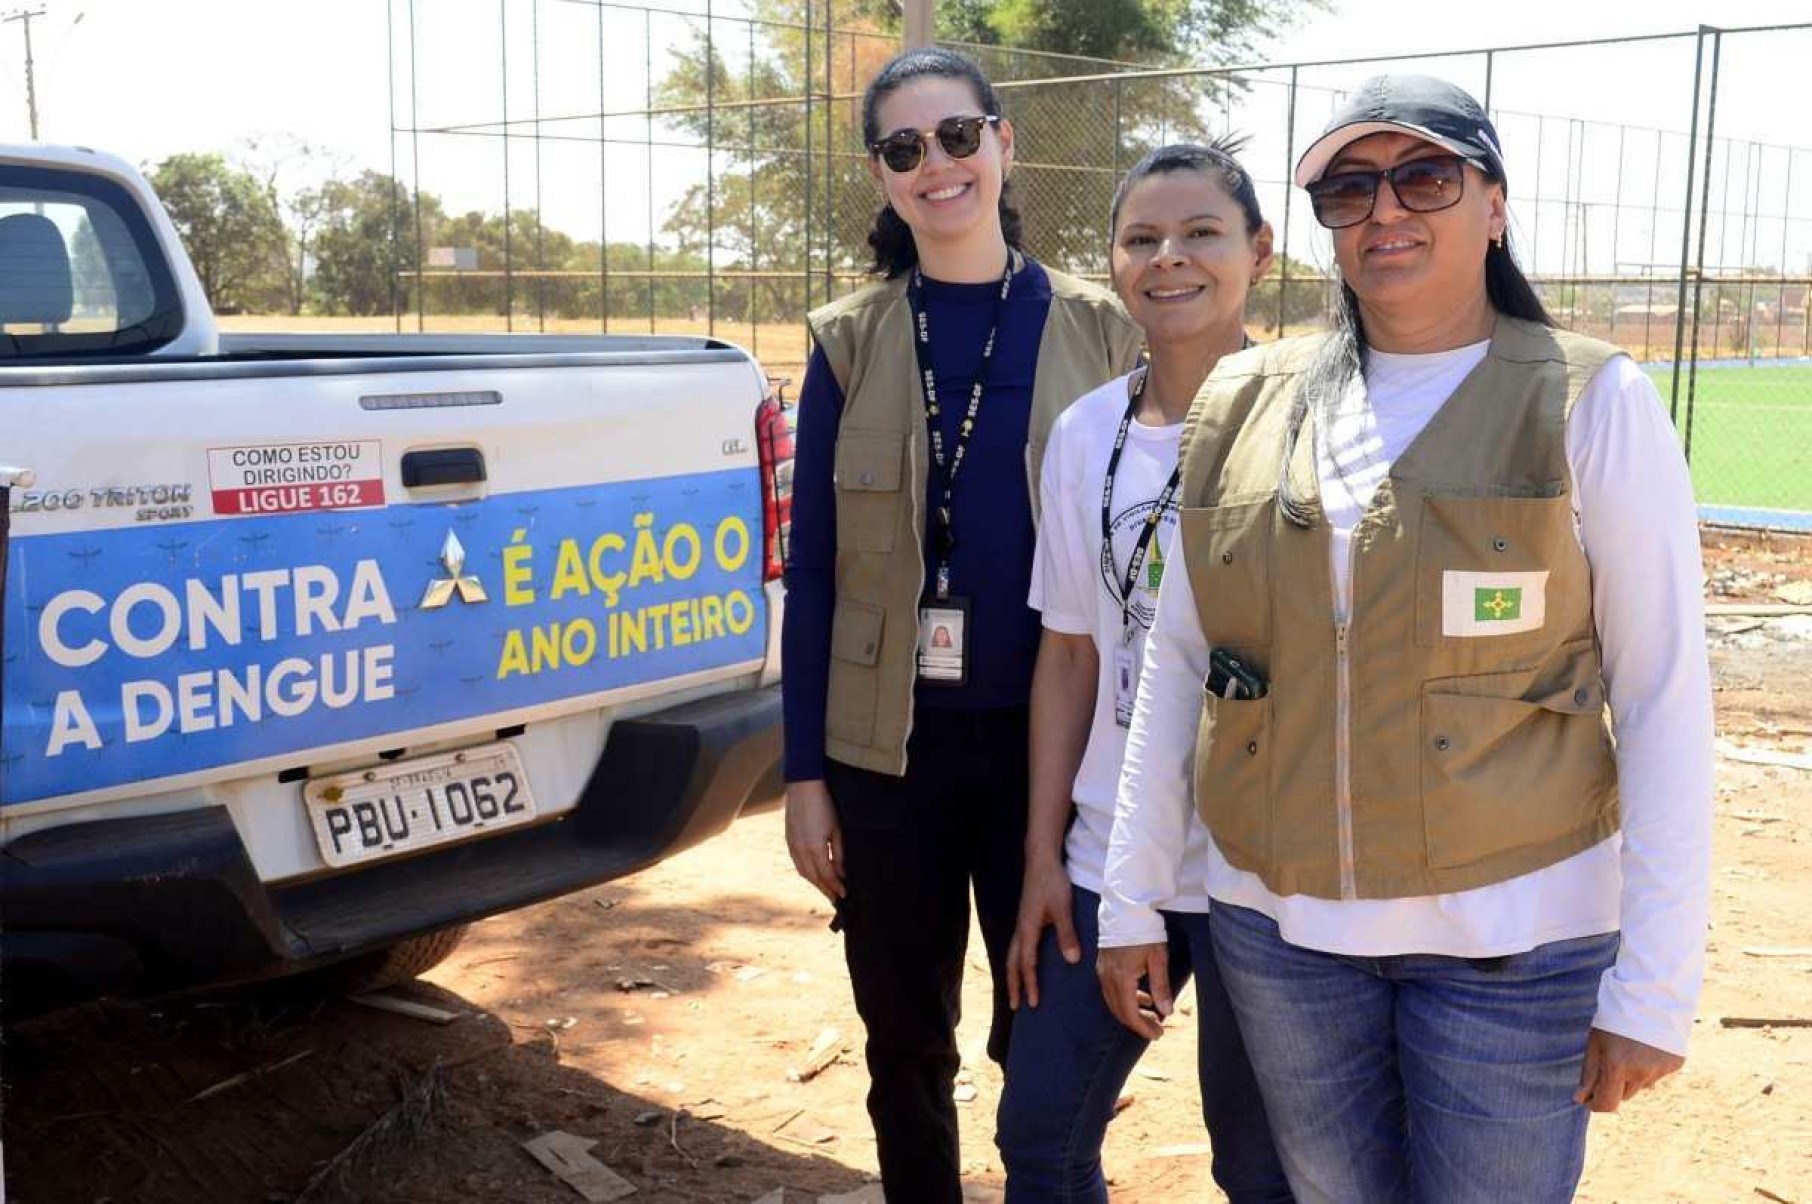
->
[783,258,1055,781]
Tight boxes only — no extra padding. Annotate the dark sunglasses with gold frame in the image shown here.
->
[869,114,1001,174]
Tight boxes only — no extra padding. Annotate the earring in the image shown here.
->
[1492,233,1505,250]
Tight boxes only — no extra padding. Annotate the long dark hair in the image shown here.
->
[861,47,1024,278]
[1276,188,1553,527]
[1109,136,1265,238]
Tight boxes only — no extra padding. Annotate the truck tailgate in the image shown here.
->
[2,348,772,870]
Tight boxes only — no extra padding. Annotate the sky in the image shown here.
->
[4,0,1810,272]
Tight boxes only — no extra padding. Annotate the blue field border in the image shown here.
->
[1700,503,1812,533]
[1641,355,1812,373]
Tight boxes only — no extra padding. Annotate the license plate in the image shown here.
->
[304,742,537,869]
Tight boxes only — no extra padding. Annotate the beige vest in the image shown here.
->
[1177,314,1621,899]
[807,264,1142,776]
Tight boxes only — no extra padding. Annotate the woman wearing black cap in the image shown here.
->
[1097,74,1712,1201]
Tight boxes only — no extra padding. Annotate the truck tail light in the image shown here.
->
[755,380,794,583]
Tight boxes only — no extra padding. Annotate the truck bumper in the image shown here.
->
[0,684,782,1016]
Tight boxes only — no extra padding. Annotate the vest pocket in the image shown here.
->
[834,430,907,554]
[826,600,884,746]
[1420,642,1617,870]
[1414,493,1574,649]
[1180,501,1273,649]
[1194,690,1273,865]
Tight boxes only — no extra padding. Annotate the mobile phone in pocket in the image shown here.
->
[1206,647,1268,701]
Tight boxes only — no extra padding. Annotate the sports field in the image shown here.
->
[1645,361,1812,527]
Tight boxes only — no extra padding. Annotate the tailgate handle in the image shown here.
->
[402,448,487,488]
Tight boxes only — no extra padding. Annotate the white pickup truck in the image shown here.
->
[0,145,792,1016]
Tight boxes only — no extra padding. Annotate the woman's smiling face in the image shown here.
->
[1110,168,1271,348]
[868,75,1012,257]
[1325,131,1505,322]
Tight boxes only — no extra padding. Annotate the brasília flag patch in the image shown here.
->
[1441,570,1549,637]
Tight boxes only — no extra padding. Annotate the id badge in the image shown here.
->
[1113,638,1141,728]
[917,596,971,686]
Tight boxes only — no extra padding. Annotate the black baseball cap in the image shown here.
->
[1293,74,1506,188]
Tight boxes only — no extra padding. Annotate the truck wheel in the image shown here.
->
[277,924,472,1000]
[340,924,470,992]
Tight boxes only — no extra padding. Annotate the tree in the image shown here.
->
[147,153,289,313]
[240,132,352,315]
[310,171,437,316]
[655,0,1323,288]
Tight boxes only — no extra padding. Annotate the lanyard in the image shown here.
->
[907,249,1019,599]
[1102,365,1183,636]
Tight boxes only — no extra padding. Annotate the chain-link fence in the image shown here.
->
[389,5,1812,529]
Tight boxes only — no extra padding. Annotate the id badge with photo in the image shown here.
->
[917,596,971,687]
[1113,629,1143,728]
[1113,645,1140,727]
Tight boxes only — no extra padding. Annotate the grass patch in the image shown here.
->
[1645,363,1812,513]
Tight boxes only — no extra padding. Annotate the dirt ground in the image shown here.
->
[4,529,1810,1204]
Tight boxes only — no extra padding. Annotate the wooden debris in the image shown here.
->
[1705,602,1812,617]
[668,1108,700,1169]
[346,992,462,1025]
[1152,1143,1214,1158]
[1742,947,1812,958]
[1113,1091,1136,1115]
[773,1113,838,1147]
[1755,1187,1797,1204]
[1133,1066,1172,1082]
[522,1130,638,1202]
[188,1049,314,1103]
[785,1026,843,1083]
[1721,1017,1812,1029]
[1717,742,1812,771]
[295,1061,451,1203]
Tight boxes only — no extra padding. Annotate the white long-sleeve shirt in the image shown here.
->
[1099,342,1715,1057]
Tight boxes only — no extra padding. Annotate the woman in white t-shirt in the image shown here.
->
[994,141,1291,1204]
[1099,75,1713,1202]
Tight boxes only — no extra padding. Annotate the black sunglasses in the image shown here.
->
[1306,154,1482,230]
[870,114,1001,174]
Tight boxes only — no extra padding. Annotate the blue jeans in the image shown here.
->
[1209,901,1620,1204]
[997,886,1292,1203]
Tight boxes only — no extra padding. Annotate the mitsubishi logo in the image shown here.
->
[420,530,488,608]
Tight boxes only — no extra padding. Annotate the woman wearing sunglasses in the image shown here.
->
[994,140,1292,1203]
[1099,75,1712,1201]
[781,46,1141,1203]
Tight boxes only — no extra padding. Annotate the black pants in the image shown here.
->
[824,705,1030,1204]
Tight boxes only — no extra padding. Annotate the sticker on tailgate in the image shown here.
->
[208,440,384,515]
[1,470,766,805]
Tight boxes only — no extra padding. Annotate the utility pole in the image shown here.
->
[3,6,46,139]
[902,0,932,48]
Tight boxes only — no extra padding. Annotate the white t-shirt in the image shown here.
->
[1031,373,1212,911]
[1100,344,1715,1057]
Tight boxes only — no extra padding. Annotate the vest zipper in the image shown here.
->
[1334,620,1358,901]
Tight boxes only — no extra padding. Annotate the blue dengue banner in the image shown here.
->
[1,470,767,805]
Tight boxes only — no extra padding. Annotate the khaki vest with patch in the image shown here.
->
[806,265,1142,776]
[1177,315,1622,899]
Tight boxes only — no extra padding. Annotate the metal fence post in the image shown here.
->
[1684,27,1724,465]
[409,0,425,331]
[387,0,402,331]
[706,0,717,333]
[532,0,546,332]
[1669,28,1709,423]
[598,0,609,333]
[803,0,814,319]
[500,0,514,332]
[1279,65,1298,337]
